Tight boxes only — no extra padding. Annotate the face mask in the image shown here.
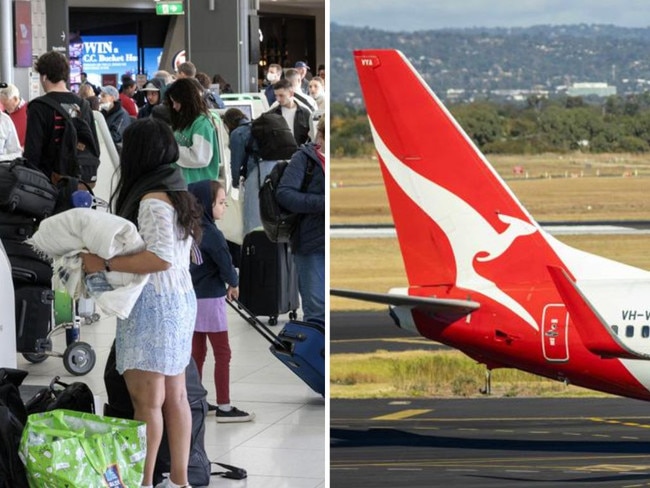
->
[99,102,111,111]
[266,72,278,83]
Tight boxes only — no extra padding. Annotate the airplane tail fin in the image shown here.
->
[354,50,554,289]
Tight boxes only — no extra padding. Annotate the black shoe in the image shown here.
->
[215,406,255,423]
[207,402,218,411]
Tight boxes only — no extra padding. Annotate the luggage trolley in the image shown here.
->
[20,290,97,376]
[18,189,108,375]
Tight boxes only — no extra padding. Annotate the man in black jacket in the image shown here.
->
[269,79,311,146]
[24,51,99,182]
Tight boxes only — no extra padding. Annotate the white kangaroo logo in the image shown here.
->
[475,214,537,263]
[371,121,540,331]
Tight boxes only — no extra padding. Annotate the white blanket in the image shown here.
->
[27,208,149,319]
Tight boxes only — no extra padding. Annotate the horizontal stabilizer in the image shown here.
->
[330,288,479,316]
[547,266,650,360]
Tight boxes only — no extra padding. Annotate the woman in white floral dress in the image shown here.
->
[81,118,202,488]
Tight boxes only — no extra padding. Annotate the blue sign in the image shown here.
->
[143,47,164,78]
[81,35,138,86]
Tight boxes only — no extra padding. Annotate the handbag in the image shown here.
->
[213,114,244,244]
[216,185,244,245]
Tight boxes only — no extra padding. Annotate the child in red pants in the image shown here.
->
[189,180,254,422]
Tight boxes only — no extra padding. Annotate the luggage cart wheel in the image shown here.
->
[62,341,96,376]
[289,311,297,320]
[268,316,278,326]
[22,352,48,364]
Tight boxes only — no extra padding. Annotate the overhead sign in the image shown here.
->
[81,35,139,87]
[156,2,184,15]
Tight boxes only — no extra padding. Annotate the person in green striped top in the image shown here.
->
[165,78,220,184]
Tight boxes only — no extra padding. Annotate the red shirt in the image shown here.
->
[119,93,138,117]
[7,101,27,147]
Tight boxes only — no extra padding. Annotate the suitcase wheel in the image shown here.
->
[63,341,96,376]
[289,311,297,320]
[268,316,278,326]
[23,352,48,364]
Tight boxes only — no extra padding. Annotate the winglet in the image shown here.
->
[547,266,650,360]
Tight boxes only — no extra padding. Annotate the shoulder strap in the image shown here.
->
[300,158,315,192]
[206,111,219,134]
[32,95,73,120]
[209,461,247,480]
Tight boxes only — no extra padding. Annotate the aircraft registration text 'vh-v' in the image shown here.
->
[332,49,650,401]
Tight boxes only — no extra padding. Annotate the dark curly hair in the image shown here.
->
[164,78,209,131]
[34,51,69,84]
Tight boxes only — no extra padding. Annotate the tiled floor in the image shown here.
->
[18,306,326,488]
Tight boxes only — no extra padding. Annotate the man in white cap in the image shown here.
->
[294,61,311,95]
[99,85,131,148]
[138,78,165,119]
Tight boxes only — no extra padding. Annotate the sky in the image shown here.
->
[331,0,650,31]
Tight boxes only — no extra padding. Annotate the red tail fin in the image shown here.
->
[353,50,558,292]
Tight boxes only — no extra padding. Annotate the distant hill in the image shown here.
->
[331,23,650,104]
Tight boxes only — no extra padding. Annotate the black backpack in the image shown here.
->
[0,369,30,488]
[259,158,315,243]
[32,96,101,185]
[0,407,28,488]
[250,112,298,161]
[24,376,95,415]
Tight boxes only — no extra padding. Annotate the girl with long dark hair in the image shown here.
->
[81,117,202,488]
[165,78,220,184]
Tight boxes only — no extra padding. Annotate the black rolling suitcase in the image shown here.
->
[14,285,53,354]
[228,299,324,396]
[239,230,299,325]
[2,240,52,286]
[0,212,37,242]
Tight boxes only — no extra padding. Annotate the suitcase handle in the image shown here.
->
[226,298,290,353]
[278,329,307,343]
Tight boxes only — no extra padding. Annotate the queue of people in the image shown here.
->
[1,50,326,488]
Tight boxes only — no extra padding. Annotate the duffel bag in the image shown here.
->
[0,159,57,220]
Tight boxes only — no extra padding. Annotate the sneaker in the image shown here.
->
[207,402,218,411]
[154,478,192,488]
[215,406,255,423]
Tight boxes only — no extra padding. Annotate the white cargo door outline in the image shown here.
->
[542,304,569,362]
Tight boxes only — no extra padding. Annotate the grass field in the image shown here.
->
[330,153,650,398]
[330,350,610,399]
[331,153,650,223]
[330,153,650,310]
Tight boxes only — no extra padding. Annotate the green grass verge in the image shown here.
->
[330,350,612,399]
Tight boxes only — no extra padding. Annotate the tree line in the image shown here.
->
[331,93,650,157]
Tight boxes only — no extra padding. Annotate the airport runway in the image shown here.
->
[330,220,650,238]
[331,397,650,488]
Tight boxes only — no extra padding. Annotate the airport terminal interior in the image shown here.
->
[0,0,326,486]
